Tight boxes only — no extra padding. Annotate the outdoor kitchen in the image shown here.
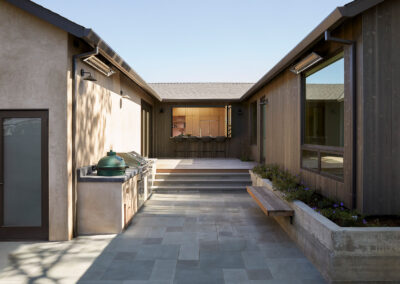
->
[77,150,155,235]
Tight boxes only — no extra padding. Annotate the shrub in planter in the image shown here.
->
[252,164,368,227]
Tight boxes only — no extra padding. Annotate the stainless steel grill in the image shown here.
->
[117,151,154,208]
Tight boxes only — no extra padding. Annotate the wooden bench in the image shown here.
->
[247,186,294,217]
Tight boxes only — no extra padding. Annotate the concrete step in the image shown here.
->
[153,179,251,186]
[155,172,250,180]
[152,185,246,192]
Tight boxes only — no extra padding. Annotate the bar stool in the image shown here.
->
[174,136,185,157]
[210,136,217,157]
[201,136,212,158]
[215,136,227,158]
[187,136,199,157]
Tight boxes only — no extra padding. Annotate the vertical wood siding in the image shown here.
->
[362,0,400,215]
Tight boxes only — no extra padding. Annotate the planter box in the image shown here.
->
[249,170,400,283]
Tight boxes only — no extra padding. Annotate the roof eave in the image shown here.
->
[161,98,241,103]
[240,0,384,101]
[5,0,162,102]
[83,30,162,101]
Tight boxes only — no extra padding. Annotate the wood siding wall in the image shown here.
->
[361,0,400,215]
[246,15,365,209]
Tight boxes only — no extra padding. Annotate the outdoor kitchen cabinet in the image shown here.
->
[76,167,140,235]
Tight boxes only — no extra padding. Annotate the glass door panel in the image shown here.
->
[3,118,42,226]
[0,111,48,240]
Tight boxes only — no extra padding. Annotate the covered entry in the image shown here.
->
[0,110,48,240]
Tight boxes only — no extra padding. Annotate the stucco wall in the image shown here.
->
[0,1,155,241]
[70,51,154,168]
[0,1,69,240]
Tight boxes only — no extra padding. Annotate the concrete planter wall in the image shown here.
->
[249,170,400,283]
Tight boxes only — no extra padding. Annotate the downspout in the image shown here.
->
[72,46,99,237]
[324,30,357,209]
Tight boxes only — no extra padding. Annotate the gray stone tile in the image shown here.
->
[223,268,248,283]
[178,243,199,260]
[266,258,324,280]
[262,246,305,259]
[218,239,258,251]
[79,251,116,281]
[200,251,245,269]
[242,251,269,269]
[101,260,154,280]
[246,268,273,280]
[146,227,167,238]
[79,281,123,284]
[150,259,177,281]
[136,244,180,260]
[199,240,218,252]
[166,226,183,232]
[113,252,137,261]
[124,281,173,284]
[162,232,197,244]
[174,266,224,284]
[143,238,163,245]
[106,238,143,252]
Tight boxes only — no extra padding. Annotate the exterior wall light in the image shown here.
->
[80,69,97,81]
[83,55,116,77]
[290,52,323,74]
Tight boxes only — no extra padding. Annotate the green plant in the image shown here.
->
[251,164,369,227]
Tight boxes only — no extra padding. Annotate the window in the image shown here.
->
[301,52,344,180]
[172,107,231,137]
[250,101,257,144]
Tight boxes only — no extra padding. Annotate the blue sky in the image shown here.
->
[34,0,350,83]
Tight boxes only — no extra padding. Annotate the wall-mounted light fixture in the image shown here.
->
[237,108,243,116]
[120,90,130,99]
[260,97,268,105]
[159,108,164,114]
[81,69,97,81]
[290,52,323,74]
[83,55,115,77]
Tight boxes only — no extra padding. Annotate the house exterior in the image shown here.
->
[0,0,399,241]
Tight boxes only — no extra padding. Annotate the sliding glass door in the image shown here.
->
[0,111,48,240]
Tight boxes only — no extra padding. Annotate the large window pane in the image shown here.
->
[305,53,344,147]
[321,152,344,179]
[3,118,42,226]
[172,107,227,137]
[301,150,318,171]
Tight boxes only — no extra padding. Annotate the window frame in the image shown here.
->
[249,101,257,145]
[300,50,345,182]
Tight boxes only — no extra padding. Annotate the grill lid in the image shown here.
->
[97,150,128,176]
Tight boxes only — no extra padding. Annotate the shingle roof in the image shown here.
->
[149,83,254,101]
[306,84,344,101]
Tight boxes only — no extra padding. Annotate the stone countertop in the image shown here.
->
[77,165,139,183]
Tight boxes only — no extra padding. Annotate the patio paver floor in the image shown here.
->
[82,192,325,283]
[0,192,326,283]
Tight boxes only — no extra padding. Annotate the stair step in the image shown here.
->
[155,173,250,180]
[155,173,250,176]
[152,185,246,191]
[153,179,251,182]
